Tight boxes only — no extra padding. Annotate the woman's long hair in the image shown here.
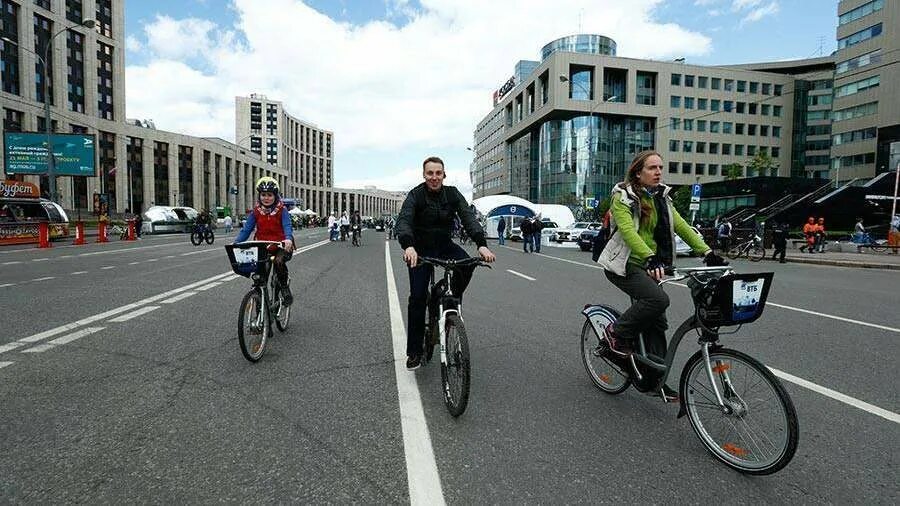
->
[623,150,661,226]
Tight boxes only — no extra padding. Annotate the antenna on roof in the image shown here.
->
[816,35,826,57]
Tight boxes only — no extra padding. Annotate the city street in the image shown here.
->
[1,232,898,503]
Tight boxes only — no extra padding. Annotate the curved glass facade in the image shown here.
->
[541,34,617,61]
[534,115,655,203]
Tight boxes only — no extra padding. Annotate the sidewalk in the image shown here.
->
[777,246,900,270]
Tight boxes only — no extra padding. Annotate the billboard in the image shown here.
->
[3,132,96,176]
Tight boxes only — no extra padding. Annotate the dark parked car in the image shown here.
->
[577,228,602,251]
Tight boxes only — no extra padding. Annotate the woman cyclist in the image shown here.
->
[597,150,725,400]
[234,177,295,305]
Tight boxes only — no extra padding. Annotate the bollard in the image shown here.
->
[97,221,108,243]
[38,221,51,248]
[127,219,136,241]
[73,221,86,245]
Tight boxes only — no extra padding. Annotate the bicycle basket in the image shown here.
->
[224,243,271,278]
[691,272,774,327]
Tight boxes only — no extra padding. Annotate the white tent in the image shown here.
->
[303,208,317,216]
[288,207,305,216]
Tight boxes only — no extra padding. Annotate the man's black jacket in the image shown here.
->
[395,183,486,251]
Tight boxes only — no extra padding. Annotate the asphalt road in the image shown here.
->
[1,231,898,503]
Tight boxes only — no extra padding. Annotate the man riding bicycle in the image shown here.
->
[350,209,362,244]
[395,156,496,370]
[195,208,213,232]
[597,150,725,400]
[233,177,295,305]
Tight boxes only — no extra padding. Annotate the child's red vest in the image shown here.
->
[253,201,286,242]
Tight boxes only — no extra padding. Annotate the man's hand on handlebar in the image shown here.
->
[477,246,496,263]
[703,250,728,267]
[404,246,418,267]
[282,239,294,253]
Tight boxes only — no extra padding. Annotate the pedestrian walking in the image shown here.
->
[520,216,533,253]
[224,214,233,234]
[497,217,506,246]
[771,222,787,263]
[800,217,816,253]
[339,211,350,241]
[814,217,827,253]
[327,212,337,241]
[716,218,732,253]
[531,215,543,253]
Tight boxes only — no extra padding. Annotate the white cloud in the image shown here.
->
[125,0,713,188]
[693,0,719,5]
[731,0,763,10]
[740,1,779,25]
[125,35,142,52]
[708,9,723,16]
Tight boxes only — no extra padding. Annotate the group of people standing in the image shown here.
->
[799,216,827,254]
[519,215,544,253]
[326,210,362,242]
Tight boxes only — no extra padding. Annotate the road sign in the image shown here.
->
[689,202,700,211]
[691,184,702,198]
[690,196,700,203]
[584,198,598,209]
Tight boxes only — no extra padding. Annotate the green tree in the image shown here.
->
[724,163,744,181]
[672,185,692,217]
[746,151,776,177]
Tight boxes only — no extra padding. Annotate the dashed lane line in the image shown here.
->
[0,283,15,288]
[101,266,115,270]
[162,291,198,304]
[510,246,900,424]
[21,327,106,353]
[128,261,140,265]
[0,361,12,369]
[146,258,159,262]
[71,271,87,275]
[31,277,55,282]
[0,343,24,354]
[384,241,446,506]
[32,258,49,262]
[1,261,22,265]
[195,281,222,292]
[507,269,536,281]
[108,306,160,323]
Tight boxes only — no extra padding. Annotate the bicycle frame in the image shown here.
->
[249,249,282,331]
[430,267,461,367]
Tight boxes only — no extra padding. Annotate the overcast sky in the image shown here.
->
[123,0,839,197]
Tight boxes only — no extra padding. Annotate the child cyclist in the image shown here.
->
[234,177,295,305]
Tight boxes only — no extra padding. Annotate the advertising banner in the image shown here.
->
[3,132,96,176]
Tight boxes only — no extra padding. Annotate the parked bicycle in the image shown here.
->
[225,241,292,362]
[727,234,764,262]
[580,265,798,474]
[852,231,889,253]
[191,223,215,245]
[419,256,490,417]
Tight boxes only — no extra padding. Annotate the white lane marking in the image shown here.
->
[162,291,197,304]
[0,361,12,369]
[195,281,222,291]
[770,367,900,425]
[767,302,900,334]
[507,269,536,281]
[219,274,241,282]
[521,247,900,423]
[501,245,604,270]
[0,342,25,354]
[31,277,55,282]
[146,258,159,262]
[0,283,15,288]
[60,255,73,258]
[1,261,22,265]
[180,250,211,256]
[32,258,49,262]
[108,306,160,323]
[100,266,115,270]
[9,272,232,348]
[163,255,175,259]
[48,327,105,346]
[71,271,87,275]
[77,242,183,257]
[21,344,56,353]
[128,261,140,265]
[384,241,446,506]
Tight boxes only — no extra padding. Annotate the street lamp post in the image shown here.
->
[3,19,96,205]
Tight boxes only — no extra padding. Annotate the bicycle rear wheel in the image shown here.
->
[190,230,202,246]
[205,230,215,245]
[726,245,743,260]
[580,319,630,394]
[748,245,765,262]
[441,314,471,417]
[238,289,268,362]
[680,348,798,475]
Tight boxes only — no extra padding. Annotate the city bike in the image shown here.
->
[580,265,798,474]
[191,223,215,245]
[727,235,764,261]
[225,241,292,362]
[419,256,490,417]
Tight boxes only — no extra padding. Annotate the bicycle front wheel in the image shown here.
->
[190,230,202,246]
[749,245,765,262]
[680,348,798,475]
[726,246,742,260]
[441,314,471,417]
[205,230,215,245]
[238,289,268,362]
[580,319,630,394]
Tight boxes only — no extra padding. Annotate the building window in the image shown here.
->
[837,23,882,49]
[749,103,757,114]
[723,122,733,134]
[682,162,692,174]
[697,120,706,132]
[832,127,876,146]
[696,163,705,175]
[0,0,20,95]
[737,80,746,92]
[698,76,708,88]
[724,100,733,112]
[736,123,744,135]
[34,14,54,104]
[568,65,593,100]
[711,99,720,112]
[95,0,112,38]
[773,126,781,138]
[773,105,782,117]
[34,0,51,10]
[735,144,744,156]
[747,145,757,156]
[670,117,680,130]
[724,79,734,91]
[66,29,85,113]
[736,102,745,114]
[669,139,679,152]
[711,77,721,90]
[761,104,770,115]
[668,161,678,173]
[636,71,656,105]
[698,98,707,110]
[670,95,681,108]
[603,67,626,102]
[710,121,720,133]
[684,74,694,87]
[832,101,878,122]
[762,83,771,95]
[66,0,83,23]
[684,97,694,109]
[697,142,706,154]
[760,125,769,136]
[749,81,758,93]
[772,147,780,158]
[683,119,693,131]
[96,41,114,120]
[834,75,880,97]
[3,107,23,131]
[836,49,881,74]
[539,71,549,105]
[774,84,783,96]
[748,124,756,136]
[683,141,693,153]
[709,163,719,175]
[709,142,718,154]
[722,144,731,155]
[671,73,681,86]
[840,0,884,25]
[178,146,193,208]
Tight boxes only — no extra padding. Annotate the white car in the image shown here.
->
[553,221,601,243]
[676,226,706,256]
[509,219,559,242]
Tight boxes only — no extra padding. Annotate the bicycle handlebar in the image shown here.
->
[418,256,493,270]
[658,265,733,287]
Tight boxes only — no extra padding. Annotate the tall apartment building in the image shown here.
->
[473,2,899,204]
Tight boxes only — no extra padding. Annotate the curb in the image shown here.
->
[782,256,900,271]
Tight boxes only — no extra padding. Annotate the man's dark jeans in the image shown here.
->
[523,233,533,252]
[407,242,474,357]
[604,263,670,359]
[532,232,541,253]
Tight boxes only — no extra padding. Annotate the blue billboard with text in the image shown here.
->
[3,132,96,176]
